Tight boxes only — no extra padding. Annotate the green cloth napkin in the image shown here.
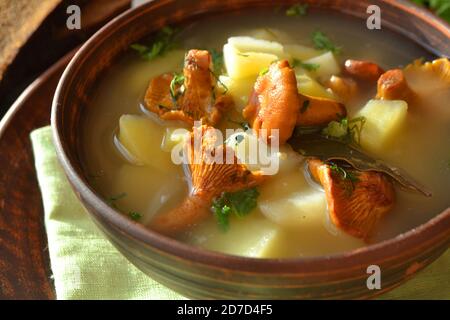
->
[31,126,449,300]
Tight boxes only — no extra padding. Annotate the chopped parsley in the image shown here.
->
[169,73,185,103]
[259,67,269,76]
[311,31,341,54]
[327,161,360,195]
[208,68,228,95]
[292,58,320,71]
[322,116,366,146]
[328,162,359,183]
[286,3,309,16]
[211,188,259,231]
[128,211,142,221]
[130,26,178,61]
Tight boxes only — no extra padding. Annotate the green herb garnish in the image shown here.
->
[292,58,320,71]
[211,49,224,74]
[311,31,341,54]
[130,26,178,60]
[347,116,366,146]
[328,162,359,183]
[286,3,309,16]
[169,73,185,103]
[300,100,310,113]
[208,69,228,94]
[129,211,142,221]
[322,118,348,139]
[322,116,366,146]
[259,67,269,76]
[327,161,359,195]
[211,188,259,231]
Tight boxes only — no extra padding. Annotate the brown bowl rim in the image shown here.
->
[52,0,450,274]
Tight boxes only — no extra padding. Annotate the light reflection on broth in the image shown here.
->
[81,10,449,258]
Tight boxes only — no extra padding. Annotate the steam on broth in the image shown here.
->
[82,9,450,258]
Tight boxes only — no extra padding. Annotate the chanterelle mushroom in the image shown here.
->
[243,60,300,145]
[377,58,450,119]
[324,75,358,103]
[308,159,395,240]
[296,93,347,127]
[344,59,384,82]
[150,125,265,236]
[403,58,450,116]
[376,69,416,104]
[144,49,233,125]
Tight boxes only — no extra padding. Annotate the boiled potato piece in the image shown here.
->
[225,132,303,175]
[184,214,281,258]
[296,74,336,99]
[357,99,408,154]
[118,114,175,172]
[228,36,286,58]
[258,170,328,228]
[219,75,255,111]
[285,44,323,61]
[223,43,279,79]
[259,221,364,257]
[304,51,340,80]
[161,127,190,153]
[111,165,185,224]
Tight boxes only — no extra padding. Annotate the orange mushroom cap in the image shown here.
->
[144,49,233,125]
[150,125,265,236]
[308,159,395,240]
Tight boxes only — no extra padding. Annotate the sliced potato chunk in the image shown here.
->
[296,74,336,100]
[228,36,286,57]
[304,51,340,80]
[226,132,303,174]
[118,114,175,172]
[219,75,256,111]
[112,164,185,224]
[161,127,190,152]
[183,214,281,258]
[357,99,408,154]
[258,170,327,228]
[223,43,279,79]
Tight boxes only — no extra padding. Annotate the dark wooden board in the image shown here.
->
[0,52,73,299]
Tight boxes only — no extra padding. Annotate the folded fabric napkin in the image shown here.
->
[31,126,449,300]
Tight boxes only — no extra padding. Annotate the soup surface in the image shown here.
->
[82,9,450,258]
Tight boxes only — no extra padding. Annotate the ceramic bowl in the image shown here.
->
[52,0,450,299]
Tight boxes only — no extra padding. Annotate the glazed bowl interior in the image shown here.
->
[52,0,450,299]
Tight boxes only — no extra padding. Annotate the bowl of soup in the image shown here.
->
[52,0,450,299]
